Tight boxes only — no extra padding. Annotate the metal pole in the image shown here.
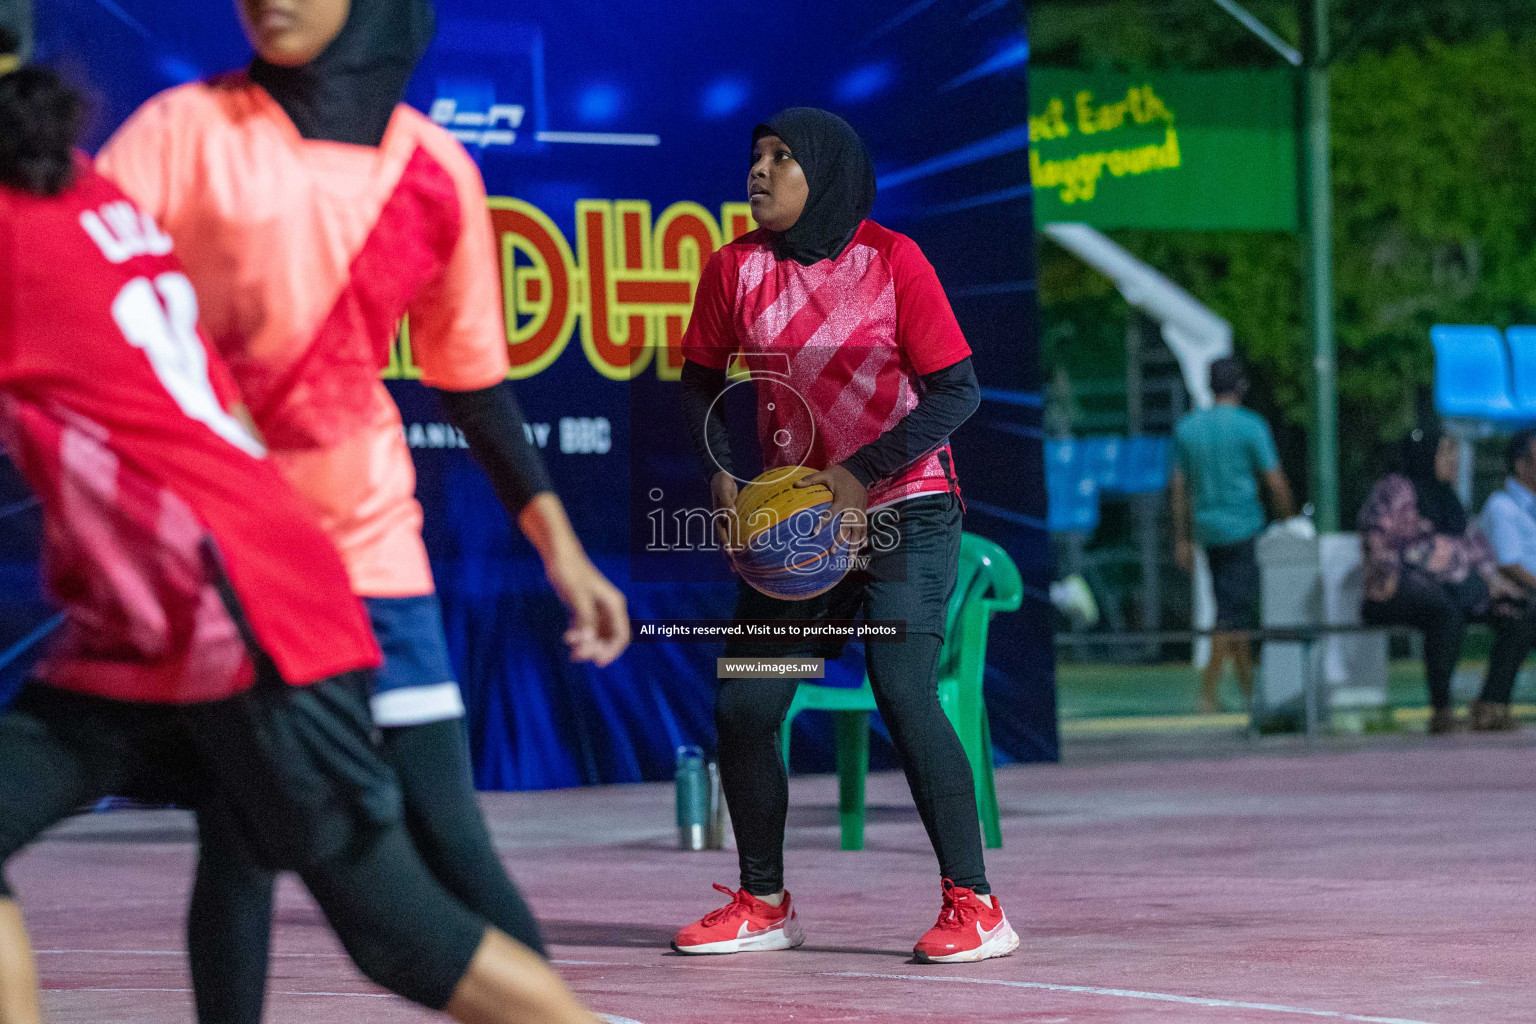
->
[1302,639,1319,741]
[1301,0,1338,532]
[1127,317,1162,647]
[1126,316,1144,436]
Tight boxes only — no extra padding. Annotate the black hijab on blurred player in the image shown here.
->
[752,107,876,266]
[250,0,434,147]
[250,0,553,529]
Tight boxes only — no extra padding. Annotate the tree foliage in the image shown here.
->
[1030,2,1536,515]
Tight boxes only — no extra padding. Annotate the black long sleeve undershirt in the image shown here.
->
[680,360,733,481]
[434,382,553,517]
[679,356,980,489]
[841,357,980,488]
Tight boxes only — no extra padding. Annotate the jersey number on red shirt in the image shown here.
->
[109,271,265,458]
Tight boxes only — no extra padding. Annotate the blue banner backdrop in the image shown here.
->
[20,0,1053,787]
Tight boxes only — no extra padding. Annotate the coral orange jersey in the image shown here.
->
[98,73,511,598]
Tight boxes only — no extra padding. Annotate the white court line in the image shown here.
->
[829,973,1443,1024]
[535,131,660,146]
[37,949,1446,1024]
[36,950,179,956]
[42,950,617,967]
[48,987,382,997]
[59,988,191,994]
[53,984,645,1021]
[37,949,343,958]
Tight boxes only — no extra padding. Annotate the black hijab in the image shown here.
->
[752,107,876,266]
[1402,426,1467,535]
[250,0,434,147]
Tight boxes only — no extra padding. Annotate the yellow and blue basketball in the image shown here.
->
[732,466,850,600]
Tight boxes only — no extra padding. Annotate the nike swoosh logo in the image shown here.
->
[737,919,781,939]
[975,919,1008,943]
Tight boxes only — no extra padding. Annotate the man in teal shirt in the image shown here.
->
[1171,358,1295,713]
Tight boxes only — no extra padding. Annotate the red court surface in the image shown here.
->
[11,732,1535,1024]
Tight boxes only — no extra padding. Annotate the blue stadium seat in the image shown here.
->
[1504,326,1536,415]
[1430,325,1524,422]
[1045,440,1100,534]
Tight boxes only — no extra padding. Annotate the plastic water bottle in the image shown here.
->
[675,745,709,850]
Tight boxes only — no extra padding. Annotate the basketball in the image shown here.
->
[732,466,851,600]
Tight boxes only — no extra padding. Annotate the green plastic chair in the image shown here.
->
[779,532,1023,851]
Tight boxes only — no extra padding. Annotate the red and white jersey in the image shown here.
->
[681,220,971,508]
[0,161,380,703]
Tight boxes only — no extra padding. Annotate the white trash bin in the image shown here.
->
[1319,533,1390,732]
[1256,519,1321,731]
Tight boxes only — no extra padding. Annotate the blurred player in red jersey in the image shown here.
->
[97,2,629,1020]
[0,21,599,1024]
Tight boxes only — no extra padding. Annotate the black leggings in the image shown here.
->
[0,681,484,1011]
[191,799,485,1011]
[1363,572,1535,709]
[717,494,988,896]
[190,717,545,1024]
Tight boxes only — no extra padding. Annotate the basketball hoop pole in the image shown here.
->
[1209,0,1301,66]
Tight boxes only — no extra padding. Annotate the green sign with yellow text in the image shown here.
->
[1029,69,1297,231]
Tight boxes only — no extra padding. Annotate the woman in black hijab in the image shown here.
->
[1359,426,1520,732]
[245,0,433,146]
[747,106,877,264]
[675,109,1015,963]
[1403,426,1469,536]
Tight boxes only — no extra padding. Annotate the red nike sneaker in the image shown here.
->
[672,884,806,954]
[913,879,1019,963]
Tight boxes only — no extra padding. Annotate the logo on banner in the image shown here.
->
[429,98,526,148]
[384,198,757,384]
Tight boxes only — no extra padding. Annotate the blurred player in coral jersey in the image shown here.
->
[98,2,630,1021]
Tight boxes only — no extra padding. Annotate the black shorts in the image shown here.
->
[0,671,398,875]
[1207,537,1260,631]
[0,673,484,1009]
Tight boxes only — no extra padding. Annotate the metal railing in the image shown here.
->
[1055,622,1421,740]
